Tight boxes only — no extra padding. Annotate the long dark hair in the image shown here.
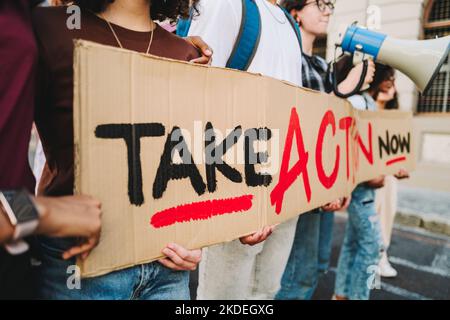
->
[370,63,399,109]
[63,0,198,22]
[385,92,399,110]
[370,63,394,93]
[281,0,307,12]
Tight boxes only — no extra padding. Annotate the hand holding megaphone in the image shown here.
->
[333,23,450,97]
[337,59,376,94]
[352,48,376,91]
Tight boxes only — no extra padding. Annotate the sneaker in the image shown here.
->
[379,253,398,278]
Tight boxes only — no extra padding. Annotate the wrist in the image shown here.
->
[0,190,42,255]
[34,197,50,235]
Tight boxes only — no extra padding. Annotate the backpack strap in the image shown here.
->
[177,0,302,71]
[176,8,194,38]
[226,0,262,71]
[279,5,303,53]
[176,0,261,71]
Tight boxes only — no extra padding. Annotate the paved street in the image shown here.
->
[396,185,450,236]
[314,215,450,300]
[190,215,450,300]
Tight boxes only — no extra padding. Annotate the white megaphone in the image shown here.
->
[336,24,450,95]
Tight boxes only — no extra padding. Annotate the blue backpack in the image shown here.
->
[177,0,303,71]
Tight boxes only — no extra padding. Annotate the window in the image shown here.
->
[417,0,450,113]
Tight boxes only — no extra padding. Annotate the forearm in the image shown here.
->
[336,80,354,96]
[0,204,14,244]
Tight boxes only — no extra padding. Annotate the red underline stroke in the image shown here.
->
[150,194,254,228]
[386,156,406,166]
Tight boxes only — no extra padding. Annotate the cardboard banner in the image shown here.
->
[74,40,415,277]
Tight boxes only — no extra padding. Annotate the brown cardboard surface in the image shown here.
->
[74,40,415,277]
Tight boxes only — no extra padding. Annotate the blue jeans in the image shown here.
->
[34,237,190,300]
[275,210,335,300]
[334,184,382,300]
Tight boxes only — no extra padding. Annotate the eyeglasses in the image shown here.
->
[304,0,336,13]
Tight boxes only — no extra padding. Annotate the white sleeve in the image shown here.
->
[347,95,367,111]
[187,0,242,68]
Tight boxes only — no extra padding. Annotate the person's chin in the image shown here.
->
[316,28,328,36]
[319,22,329,32]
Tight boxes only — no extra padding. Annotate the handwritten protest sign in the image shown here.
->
[74,40,415,277]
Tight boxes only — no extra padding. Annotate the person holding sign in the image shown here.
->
[373,69,407,278]
[32,0,212,300]
[333,64,409,300]
[184,0,305,300]
[0,0,102,299]
[275,0,376,300]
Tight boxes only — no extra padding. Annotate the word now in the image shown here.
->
[379,131,410,158]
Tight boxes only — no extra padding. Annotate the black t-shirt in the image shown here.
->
[0,0,43,299]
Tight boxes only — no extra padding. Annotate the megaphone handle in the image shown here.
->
[332,59,370,98]
[360,57,372,91]
[353,52,372,91]
[353,50,365,65]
